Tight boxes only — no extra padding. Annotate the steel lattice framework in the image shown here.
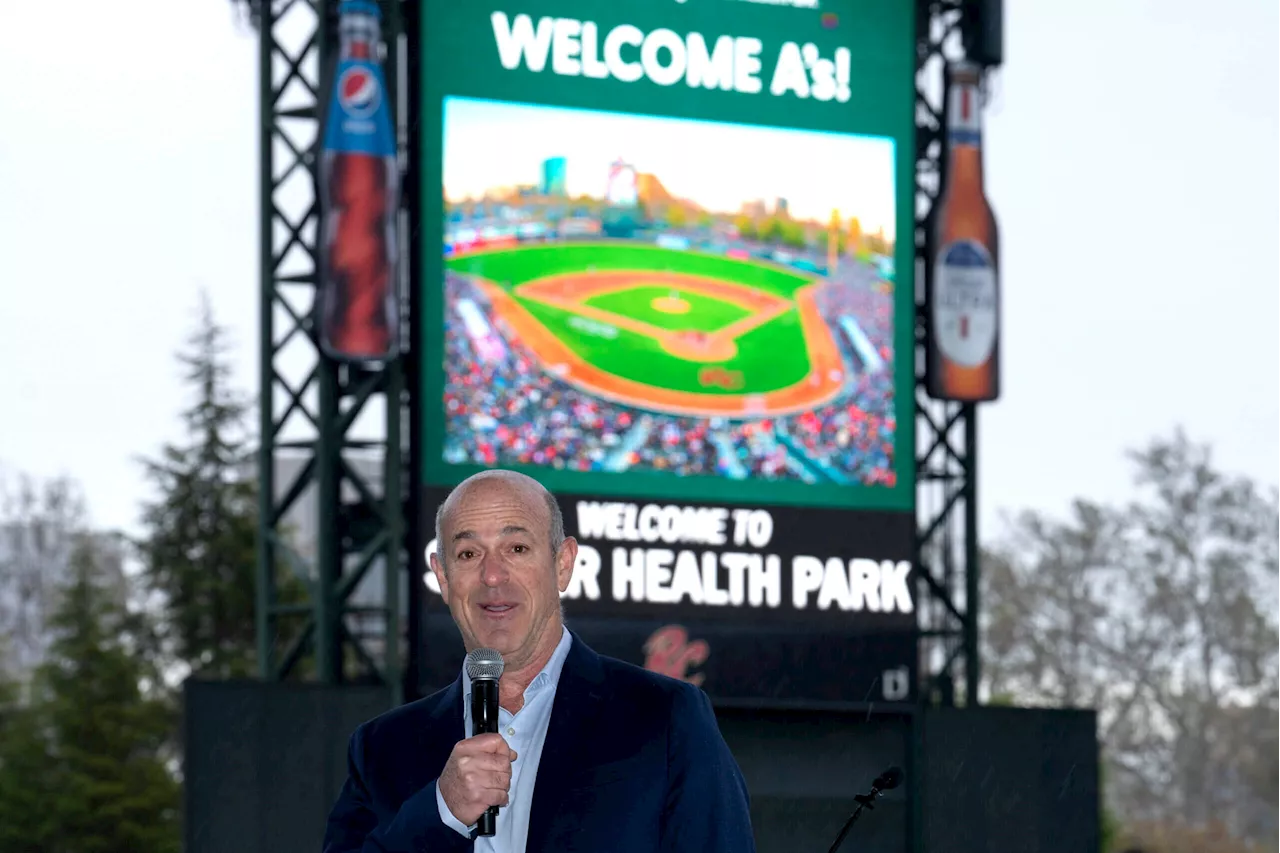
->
[252,0,985,708]
[912,0,983,707]
[253,0,409,705]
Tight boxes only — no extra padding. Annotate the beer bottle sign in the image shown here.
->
[316,0,400,364]
[926,61,1000,402]
[934,241,997,368]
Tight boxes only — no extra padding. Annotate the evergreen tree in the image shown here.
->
[138,293,260,679]
[0,534,180,853]
[0,681,60,851]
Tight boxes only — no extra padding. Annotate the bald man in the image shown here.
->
[322,470,755,853]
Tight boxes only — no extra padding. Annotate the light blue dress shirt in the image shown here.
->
[436,626,574,853]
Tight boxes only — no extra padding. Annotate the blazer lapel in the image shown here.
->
[408,677,465,798]
[525,633,606,853]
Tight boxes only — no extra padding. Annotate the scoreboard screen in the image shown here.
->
[416,0,918,706]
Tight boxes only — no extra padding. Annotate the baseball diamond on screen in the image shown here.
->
[420,0,917,510]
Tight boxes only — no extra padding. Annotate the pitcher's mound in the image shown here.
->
[651,295,691,314]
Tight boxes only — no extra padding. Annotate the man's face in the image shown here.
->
[429,478,576,672]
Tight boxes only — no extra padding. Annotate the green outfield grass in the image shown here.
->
[519,297,810,396]
[445,241,812,297]
[446,241,818,397]
[583,285,750,334]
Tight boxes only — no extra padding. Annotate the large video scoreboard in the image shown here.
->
[415,0,917,706]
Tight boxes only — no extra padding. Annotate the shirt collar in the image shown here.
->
[462,626,573,708]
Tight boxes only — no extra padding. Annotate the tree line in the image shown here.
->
[0,297,260,851]
[982,430,1278,852]
[0,299,1275,852]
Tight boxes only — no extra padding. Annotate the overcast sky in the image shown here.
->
[0,0,1276,541]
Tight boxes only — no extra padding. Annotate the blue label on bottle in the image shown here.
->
[948,128,982,148]
[323,57,395,158]
[339,0,381,17]
[939,241,990,269]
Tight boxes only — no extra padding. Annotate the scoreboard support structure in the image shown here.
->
[248,0,987,708]
[912,1,987,707]
[250,0,410,704]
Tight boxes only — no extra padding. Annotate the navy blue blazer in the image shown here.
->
[322,633,755,852]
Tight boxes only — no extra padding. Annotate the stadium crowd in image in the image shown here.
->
[440,233,898,489]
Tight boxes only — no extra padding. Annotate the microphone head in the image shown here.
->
[874,766,904,791]
[465,647,504,682]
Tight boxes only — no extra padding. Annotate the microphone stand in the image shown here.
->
[825,784,886,853]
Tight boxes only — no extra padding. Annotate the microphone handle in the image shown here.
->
[471,679,502,838]
[825,786,880,853]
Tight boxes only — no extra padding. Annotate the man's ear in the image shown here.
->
[429,550,449,600]
[555,536,578,593]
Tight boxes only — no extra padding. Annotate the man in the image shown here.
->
[322,469,755,853]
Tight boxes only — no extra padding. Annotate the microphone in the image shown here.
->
[872,766,903,792]
[465,647,505,837]
[825,765,904,853]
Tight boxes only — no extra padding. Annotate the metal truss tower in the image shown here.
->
[253,0,409,704]
[250,0,990,709]
[912,0,990,707]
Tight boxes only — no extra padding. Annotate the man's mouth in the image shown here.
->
[480,603,515,614]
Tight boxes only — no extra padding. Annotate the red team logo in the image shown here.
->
[643,625,710,686]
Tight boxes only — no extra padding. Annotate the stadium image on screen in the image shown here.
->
[440,96,899,489]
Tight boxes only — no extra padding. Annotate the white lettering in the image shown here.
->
[603,24,644,83]
[601,549,783,607]
[638,504,663,542]
[792,555,824,609]
[883,666,911,701]
[808,53,838,102]
[702,551,730,606]
[621,504,641,540]
[659,505,683,542]
[685,33,735,90]
[576,501,611,539]
[613,547,645,602]
[731,508,751,546]
[721,552,750,606]
[746,510,773,548]
[817,556,851,610]
[734,37,763,94]
[550,18,583,76]
[580,22,610,78]
[670,550,704,605]
[769,41,810,98]
[645,548,676,603]
[491,19,819,98]
[754,554,783,607]
[703,508,729,546]
[640,28,686,87]
[849,558,881,612]
[787,557,915,613]
[577,502,731,545]
[880,560,914,613]
[490,12,554,72]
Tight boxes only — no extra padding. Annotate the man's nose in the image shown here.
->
[480,553,507,587]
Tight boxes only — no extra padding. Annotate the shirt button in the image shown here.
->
[507,727,516,736]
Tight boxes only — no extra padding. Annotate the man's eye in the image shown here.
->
[511,544,527,553]
[456,550,475,560]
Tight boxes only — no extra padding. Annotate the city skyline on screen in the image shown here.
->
[442,96,896,239]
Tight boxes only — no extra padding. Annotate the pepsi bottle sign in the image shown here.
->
[323,5,395,159]
[338,66,383,121]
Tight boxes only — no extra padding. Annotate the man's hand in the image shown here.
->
[437,733,518,828]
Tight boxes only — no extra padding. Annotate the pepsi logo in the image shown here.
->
[337,66,380,117]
